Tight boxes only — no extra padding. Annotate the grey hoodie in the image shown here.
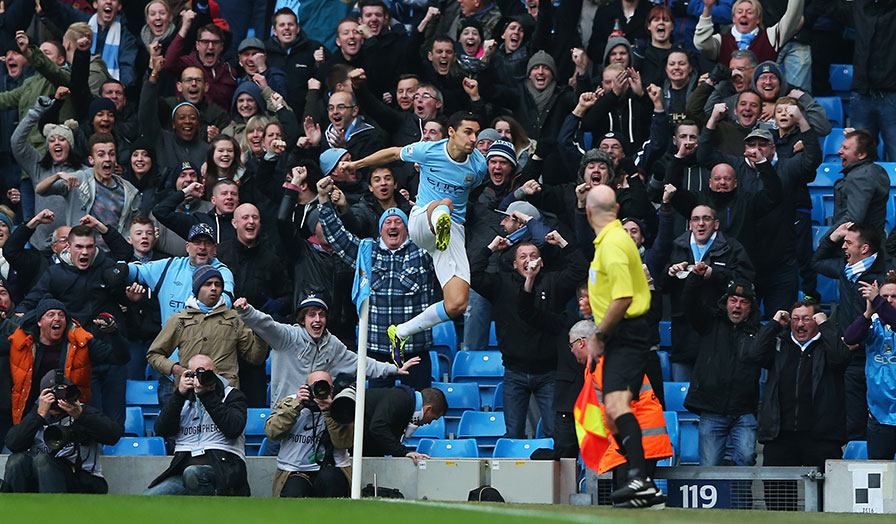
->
[237,305,399,408]
[603,36,633,66]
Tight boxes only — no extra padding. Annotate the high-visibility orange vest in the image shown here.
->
[9,322,94,424]
[589,361,673,474]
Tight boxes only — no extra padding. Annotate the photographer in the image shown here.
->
[3,370,123,494]
[265,370,352,498]
[144,355,250,497]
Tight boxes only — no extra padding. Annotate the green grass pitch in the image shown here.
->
[0,495,892,524]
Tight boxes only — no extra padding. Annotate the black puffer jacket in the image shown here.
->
[363,386,414,458]
[744,320,850,444]
[265,31,327,117]
[682,273,762,416]
[149,379,250,496]
[216,237,292,317]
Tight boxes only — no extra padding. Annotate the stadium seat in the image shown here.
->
[416,438,479,458]
[679,419,700,465]
[659,321,672,348]
[457,411,506,451]
[432,381,481,434]
[812,225,827,249]
[451,351,504,407]
[257,437,273,456]
[405,416,446,447]
[811,163,841,187]
[429,350,441,382]
[265,355,271,376]
[535,417,546,439]
[492,438,554,458]
[124,406,144,437]
[104,436,166,456]
[126,379,160,436]
[663,411,680,464]
[492,381,504,411]
[817,274,840,304]
[843,440,868,460]
[815,96,844,127]
[829,64,853,94]
[657,350,671,382]
[888,191,896,231]
[822,129,846,163]
[662,382,690,414]
[880,162,896,185]
[583,132,593,151]
[245,408,269,454]
[431,321,456,377]
[488,321,498,349]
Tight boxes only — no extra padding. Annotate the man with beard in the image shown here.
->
[682,277,762,466]
[34,133,141,241]
[165,19,238,112]
[688,91,760,154]
[140,56,209,172]
[147,266,267,390]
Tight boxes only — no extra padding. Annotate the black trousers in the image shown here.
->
[279,465,349,498]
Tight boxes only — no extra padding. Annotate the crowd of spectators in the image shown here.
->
[0,0,894,498]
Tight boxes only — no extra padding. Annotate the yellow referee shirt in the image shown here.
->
[588,219,651,325]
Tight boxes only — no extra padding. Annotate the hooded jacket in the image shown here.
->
[138,80,210,173]
[220,82,266,145]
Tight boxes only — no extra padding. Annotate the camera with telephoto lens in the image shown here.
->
[184,367,216,387]
[51,369,80,408]
[301,380,333,411]
[43,424,77,453]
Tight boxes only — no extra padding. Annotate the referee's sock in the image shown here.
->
[614,412,647,477]
[430,204,450,229]
[396,301,452,339]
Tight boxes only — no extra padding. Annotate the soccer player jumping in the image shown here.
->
[340,112,487,364]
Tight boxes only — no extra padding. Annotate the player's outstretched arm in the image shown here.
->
[346,146,403,172]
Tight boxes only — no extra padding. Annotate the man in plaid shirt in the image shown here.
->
[317,176,438,389]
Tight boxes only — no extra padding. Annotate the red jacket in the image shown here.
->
[165,33,238,112]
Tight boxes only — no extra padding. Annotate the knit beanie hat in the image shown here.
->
[36,297,67,320]
[578,149,615,183]
[378,207,409,231]
[753,61,785,91]
[88,97,116,123]
[192,265,223,296]
[477,128,501,144]
[486,140,517,167]
[526,50,556,76]
[43,120,79,148]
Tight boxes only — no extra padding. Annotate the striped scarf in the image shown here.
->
[845,253,877,283]
[88,15,122,81]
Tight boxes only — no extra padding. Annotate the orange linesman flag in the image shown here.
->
[574,369,610,471]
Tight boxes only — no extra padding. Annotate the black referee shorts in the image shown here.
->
[601,316,649,396]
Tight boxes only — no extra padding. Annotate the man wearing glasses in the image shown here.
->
[663,205,755,381]
[165,19,238,112]
[323,91,386,183]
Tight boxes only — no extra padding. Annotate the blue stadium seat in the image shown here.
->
[535,417,545,438]
[266,383,271,407]
[812,225,827,248]
[257,437,274,456]
[429,350,441,382]
[457,411,506,451]
[245,408,269,454]
[583,132,593,151]
[843,440,868,460]
[887,191,896,231]
[126,379,160,436]
[822,129,846,163]
[405,417,446,447]
[416,438,479,458]
[815,97,844,128]
[829,64,853,93]
[879,162,896,185]
[451,351,504,407]
[432,381,481,434]
[488,321,498,349]
[658,321,672,348]
[492,438,554,458]
[657,350,671,382]
[810,194,827,226]
[431,321,457,376]
[662,382,690,414]
[663,411,680,464]
[124,406,144,437]
[265,355,271,376]
[679,420,700,465]
[811,163,841,187]
[492,381,504,411]
[104,436,166,456]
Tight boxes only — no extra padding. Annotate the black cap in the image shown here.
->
[726,279,756,302]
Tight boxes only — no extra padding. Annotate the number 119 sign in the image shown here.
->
[667,480,731,509]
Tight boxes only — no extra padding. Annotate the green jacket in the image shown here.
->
[0,45,75,156]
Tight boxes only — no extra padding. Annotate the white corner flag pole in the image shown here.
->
[351,297,370,499]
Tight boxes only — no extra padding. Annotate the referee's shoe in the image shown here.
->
[611,476,663,506]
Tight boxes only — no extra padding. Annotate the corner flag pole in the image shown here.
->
[350,297,370,499]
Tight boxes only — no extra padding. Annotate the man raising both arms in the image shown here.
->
[341,112,487,364]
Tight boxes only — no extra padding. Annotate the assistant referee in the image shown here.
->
[584,185,661,507]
